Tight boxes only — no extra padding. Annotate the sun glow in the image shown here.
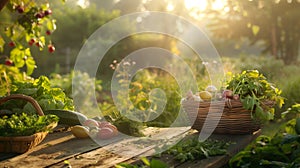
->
[77,0,89,8]
[212,0,226,10]
[184,0,207,11]
[184,0,227,12]
[167,3,175,11]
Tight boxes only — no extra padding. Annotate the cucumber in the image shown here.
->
[44,110,88,126]
[296,118,300,135]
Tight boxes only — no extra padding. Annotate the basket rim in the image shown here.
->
[0,131,48,140]
[0,94,44,116]
[181,99,275,108]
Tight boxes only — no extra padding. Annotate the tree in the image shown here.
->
[0,0,58,75]
[207,0,300,64]
[32,2,122,76]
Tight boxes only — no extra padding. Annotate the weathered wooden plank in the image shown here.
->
[49,127,191,168]
[0,130,124,168]
[0,127,190,168]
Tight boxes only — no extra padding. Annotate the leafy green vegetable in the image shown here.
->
[0,113,59,136]
[165,137,230,163]
[226,70,284,121]
[0,64,32,96]
[116,158,168,168]
[0,76,74,115]
[116,138,230,167]
[229,104,300,168]
[282,103,300,119]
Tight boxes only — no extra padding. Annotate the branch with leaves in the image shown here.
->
[0,0,60,75]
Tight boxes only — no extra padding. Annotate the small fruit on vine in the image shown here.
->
[28,38,36,46]
[8,41,15,47]
[48,44,55,53]
[44,9,52,16]
[35,12,44,19]
[46,30,51,35]
[16,6,25,13]
[5,59,13,66]
[35,41,42,47]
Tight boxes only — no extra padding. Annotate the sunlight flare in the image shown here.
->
[184,0,207,11]
[212,0,226,10]
[184,0,227,12]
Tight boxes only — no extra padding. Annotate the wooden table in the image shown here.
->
[0,126,260,168]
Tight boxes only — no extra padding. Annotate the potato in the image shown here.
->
[199,91,212,101]
[71,125,90,138]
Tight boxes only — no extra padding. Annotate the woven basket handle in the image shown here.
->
[0,94,44,116]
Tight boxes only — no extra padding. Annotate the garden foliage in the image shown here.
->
[229,104,300,168]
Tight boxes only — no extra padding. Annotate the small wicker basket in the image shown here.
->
[182,99,275,134]
[0,94,56,153]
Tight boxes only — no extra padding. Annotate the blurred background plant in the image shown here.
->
[50,70,102,117]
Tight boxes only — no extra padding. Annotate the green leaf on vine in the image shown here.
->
[25,57,36,75]
[47,19,57,31]
[10,48,25,68]
[0,37,4,52]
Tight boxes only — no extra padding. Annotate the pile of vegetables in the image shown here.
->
[184,70,284,121]
[0,113,59,136]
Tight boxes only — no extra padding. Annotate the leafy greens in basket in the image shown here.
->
[0,76,74,115]
[0,113,59,136]
[226,70,284,121]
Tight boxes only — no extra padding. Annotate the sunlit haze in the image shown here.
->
[184,0,207,11]
[185,0,227,11]
[184,0,227,18]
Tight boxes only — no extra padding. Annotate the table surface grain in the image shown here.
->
[0,126,260,168]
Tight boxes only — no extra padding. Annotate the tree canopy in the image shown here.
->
[207,0,300,64]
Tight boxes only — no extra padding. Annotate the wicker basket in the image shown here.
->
[0,94,56,153]
[182,99,275,134]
